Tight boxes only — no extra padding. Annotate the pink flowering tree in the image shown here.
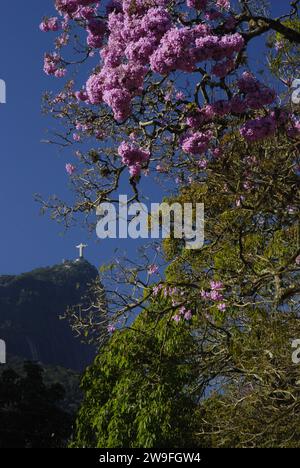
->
[40,0,300,192]
[40,0,300,336]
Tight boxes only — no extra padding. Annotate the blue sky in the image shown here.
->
[0,1,286,274]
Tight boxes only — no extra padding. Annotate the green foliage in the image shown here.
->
[197,314,300,448]
[71,308,198,448]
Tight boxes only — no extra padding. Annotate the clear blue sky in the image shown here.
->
[0,1,286,274]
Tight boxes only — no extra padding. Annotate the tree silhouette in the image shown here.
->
[0,362,73,448]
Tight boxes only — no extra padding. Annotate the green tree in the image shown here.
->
[40,0,300,448]
[195,310,300,448]
[72,127,300,447]
[71,306,199,448]
[160,132,300,447]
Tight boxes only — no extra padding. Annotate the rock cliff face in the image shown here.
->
[0,259,98,371]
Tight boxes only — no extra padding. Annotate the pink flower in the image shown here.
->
[40,17,60,32]
[176,91,185,100]
[65,163,76,175]
[43,53,64,77]
[212,147,223,158]
[73,133,81,142]
[75,90,88,102]
[118,141,150,178]
[172,314,181,323]
[198,158,208,169]
[243,180,252,191]
[201,289,210,299]
[240,115,277,142]
[182,131,213,155]
[86,19,106,49]
[295,255,300,266]
[148,264,159,275]
[217,303,227,312]
[210,290,223,301]
[217,0,230,10]
[275,40,284,51]
[210,281,223,291]
[54,68,67,78]
[107,324,116,334]
[153,284,163,296]
[184,310,193,320]
[56,33,69,47]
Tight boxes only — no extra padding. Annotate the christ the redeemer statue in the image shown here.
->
[76,243,88,259]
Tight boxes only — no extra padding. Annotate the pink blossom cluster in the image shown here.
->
[150,28,244,76]
[216,0,231,10]
[183,74,279,146]
[118,141,150,177]
[43,1,244,123]
[86,18,106,48]
[240,108,293,142]
[172,306,193,322]
[42,1,299,175]
[40,17,61,32]
[75,89,88,102]
[181,130,213,155]
[150,26,206,74]
[54,0,97,19]
[86,62,147,120]
[152,284,183,298]
[75,121,93,133]
[185,99,243,130]
[107,324,116,334]
[52,2,106,51]
[186,105,215,128]
[152,284,164,296]
[195,32,244,62]
[151,284,194,321]
[84,4,172,120]
[79,3,242,121]
[44,53,66,77]
[186,73,276,132]
[240,115,277,142]
[148,264,159,275]
[201,280,227,312]
[66,163,76,175]
[237,72,276,109]
[56,32,70,48]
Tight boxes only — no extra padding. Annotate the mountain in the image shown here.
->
[0,259,99,371]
